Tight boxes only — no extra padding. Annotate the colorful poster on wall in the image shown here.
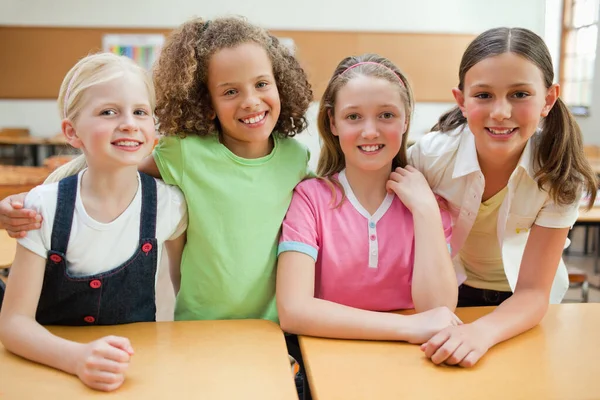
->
[102,34,165,70]
[278,37,296,55]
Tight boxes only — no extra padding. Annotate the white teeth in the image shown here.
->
[360,145,382,152]
[488,128,515,135]
[113,140,140,147]
[242,112,266,124]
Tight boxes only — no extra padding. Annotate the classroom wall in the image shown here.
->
[1,0,546,32]
[0,0,547,159]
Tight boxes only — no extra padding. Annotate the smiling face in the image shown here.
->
[330,75,407,175]
[207,42,281,158]
[64,72,156,170]
[453,52,558,162]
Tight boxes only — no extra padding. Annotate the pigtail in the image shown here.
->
[431,106,467,133]
[535,98,597,209]
[44,154,87,184]
[153,18,214,137]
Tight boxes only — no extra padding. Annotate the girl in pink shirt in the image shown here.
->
[277,54,460,344]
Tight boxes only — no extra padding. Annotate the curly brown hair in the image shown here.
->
[153,16,313,138]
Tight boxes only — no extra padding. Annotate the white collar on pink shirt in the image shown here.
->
[338,169,395,221]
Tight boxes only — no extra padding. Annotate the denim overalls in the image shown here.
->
[35,173,158,326]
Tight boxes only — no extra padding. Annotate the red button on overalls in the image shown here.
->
[369,235,376,241]
[142,243,152,254]
[90,280,101,289]
[84,316,95,323]
[49,254,62,263]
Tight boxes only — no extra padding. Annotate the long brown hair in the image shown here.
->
[317,54,413,175]
[153,16,312,138]
[432,27,597,208]
[315,54,414,206]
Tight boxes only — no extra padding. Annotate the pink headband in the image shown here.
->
[63,68,81,119]
[340,61,405,87]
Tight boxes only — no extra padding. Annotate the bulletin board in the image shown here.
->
[0,26,474,102]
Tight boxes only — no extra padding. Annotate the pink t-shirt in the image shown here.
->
[278,170,453,311]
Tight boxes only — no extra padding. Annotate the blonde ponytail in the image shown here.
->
[44,154,87,184]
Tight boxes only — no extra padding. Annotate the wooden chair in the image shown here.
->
[567,266,589,303]
[0,128,29,137]
[0,165,51,200]
[0,127,30,165]
[584,144,600,160]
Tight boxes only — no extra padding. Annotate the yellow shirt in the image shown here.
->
[460,187,511,291]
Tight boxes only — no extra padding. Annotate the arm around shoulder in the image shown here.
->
[0,192,39,237]
[139,155,162,179]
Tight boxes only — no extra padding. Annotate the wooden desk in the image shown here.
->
[575,206,600,274]
[0,319,297,399]
[0,165,51,199]
[0,229,16,268]
[0,134,67,146]
[577,206,600,223]
[300,304,599,400]
[588,159,600,176]
[0,134,68,166]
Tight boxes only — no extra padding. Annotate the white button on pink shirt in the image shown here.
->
[278,170,453,311]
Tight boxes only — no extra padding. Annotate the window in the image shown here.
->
[560,0,600,114]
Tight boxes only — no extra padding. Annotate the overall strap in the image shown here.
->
[138,172,157,239]
[50,175,78,253]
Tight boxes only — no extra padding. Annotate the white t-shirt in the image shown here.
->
[18,171,188,277]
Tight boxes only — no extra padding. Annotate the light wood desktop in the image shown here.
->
[0,319,298,399]
[0,165,51,199]
[299,304,599,400]
[577,205,600,223]
[0,134,68,166]
[587,159,600,176]
[0,135,66,146]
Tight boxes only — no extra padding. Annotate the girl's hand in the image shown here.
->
[404,307,463,344]
[386,166,437,213]
[0,193,41,238]
[75,336,134,392]
[420,323,492,367]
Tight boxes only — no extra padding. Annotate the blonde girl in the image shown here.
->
[0,53,187,391]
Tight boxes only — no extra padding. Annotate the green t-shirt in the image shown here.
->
[153,134,310,322]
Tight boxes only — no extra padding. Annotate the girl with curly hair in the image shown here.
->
[147,16,313,323]
[0,16,312,324]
